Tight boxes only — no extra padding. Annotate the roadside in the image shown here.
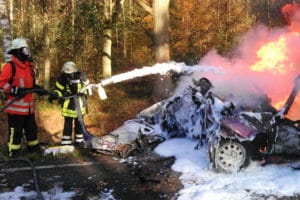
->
[0,148,183,200]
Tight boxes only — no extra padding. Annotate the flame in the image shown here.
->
[198,3,300,120]
[247,3,300,119]
[247,30,300,120]
[273,97,288,110]
[250,37,293,73]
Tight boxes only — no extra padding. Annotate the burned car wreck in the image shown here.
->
[87,77,233,156]
[208,76,300,173]
[85,75,300,174]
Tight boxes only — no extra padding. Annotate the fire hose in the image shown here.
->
[0,157,44,200]
[59,93,95,146]
[0,89,48,198]
[0,88,49,113]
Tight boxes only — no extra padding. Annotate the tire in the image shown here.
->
[212,139,251,173]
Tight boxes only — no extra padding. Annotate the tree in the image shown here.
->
[41,0,51,90]
[102,0,123,78]
[135,0,173,101]
[0,0,12,62]
[153,0,170,63]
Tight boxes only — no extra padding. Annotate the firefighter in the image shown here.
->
[191,77,214,105]
[0,37,47,157]
[190,77,234,147]
[48,61,89,146]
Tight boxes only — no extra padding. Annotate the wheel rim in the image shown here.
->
[215,141,246,172]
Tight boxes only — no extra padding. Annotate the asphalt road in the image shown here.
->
[0,151,182,200]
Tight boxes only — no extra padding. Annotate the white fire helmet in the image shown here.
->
[62,61,77,74]
[7,37,29,54]
[10,38,29,50]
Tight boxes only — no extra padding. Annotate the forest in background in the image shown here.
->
[0,0,295,88]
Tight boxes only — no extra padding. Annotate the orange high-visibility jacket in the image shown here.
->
[0,56,35,115]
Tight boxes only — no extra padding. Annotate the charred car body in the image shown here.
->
[83,75,300,174]
[87,77,232,157]
[208,76,300,173]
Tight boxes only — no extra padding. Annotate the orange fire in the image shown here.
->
[250,36,293,73]
[199,3,300,120]
[249,32,299,119]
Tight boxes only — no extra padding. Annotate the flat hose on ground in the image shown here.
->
[0,157,44,200]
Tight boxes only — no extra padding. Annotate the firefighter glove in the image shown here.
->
[33,84,49,96]
[48,92,58,103]
[10,86,25,96]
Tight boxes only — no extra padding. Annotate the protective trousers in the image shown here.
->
[7,113,39,156]
[61,116,84,145]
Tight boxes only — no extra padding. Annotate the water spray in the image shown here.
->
[84,62,221,100]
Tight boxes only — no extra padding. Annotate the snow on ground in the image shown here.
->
[155,138,300,200]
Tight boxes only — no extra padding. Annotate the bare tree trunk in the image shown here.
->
[9,0,13,22]
[71,0,75,44]
[8,0,13,36]
[102,0,122,78]
[122,1,127,59]
[0,0,12,62]
[102,0,113,78]
[152,0,172,101]
[135,0,172,101]
[42,0,51,89]
[153,0,170,63]
[129,0,133,63]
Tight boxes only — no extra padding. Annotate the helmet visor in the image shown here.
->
[22,47,31,56]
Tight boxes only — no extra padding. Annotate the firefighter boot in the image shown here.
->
[9,149,22,158]
[74,133,84,148]
[27,144,40,153]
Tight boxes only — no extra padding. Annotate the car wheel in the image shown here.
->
[213,139,251,173]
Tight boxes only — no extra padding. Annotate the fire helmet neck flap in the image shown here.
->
[62,61,78,74]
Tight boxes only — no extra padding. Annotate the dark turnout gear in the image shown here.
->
[53,71,89,117]
[7,113,39,156]
[0,38,41,156]
[62,117,84,145]
[48,92,59,103]
[49,61,89,145]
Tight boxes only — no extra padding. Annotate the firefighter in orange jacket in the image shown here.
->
[0,38,46,157]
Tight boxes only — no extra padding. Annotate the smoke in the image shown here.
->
[282,3,300,32]
[178,3,300,119]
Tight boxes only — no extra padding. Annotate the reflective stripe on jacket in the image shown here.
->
[0,56,35,115]
[53,71,88,118]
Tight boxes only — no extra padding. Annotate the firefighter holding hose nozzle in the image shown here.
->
[48,61,89,146]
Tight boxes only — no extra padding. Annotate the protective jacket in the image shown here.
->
[53,71,89,118]
[0,56,35,115]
